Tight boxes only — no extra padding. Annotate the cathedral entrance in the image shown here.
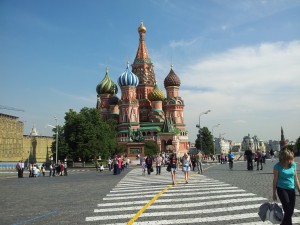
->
[161,139,174,154]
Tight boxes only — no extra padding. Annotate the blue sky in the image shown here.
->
[1,0,300,143]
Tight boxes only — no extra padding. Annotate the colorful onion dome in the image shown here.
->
[148,84,165,101]
[164,65,181,88]
[118,62,139,87]
[96,68,118,95]
[138,22,146,33]
[108,94,119,105]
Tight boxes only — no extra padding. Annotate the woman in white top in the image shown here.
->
[182,153,192,184]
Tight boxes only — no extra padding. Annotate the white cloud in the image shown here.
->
[169,38,198,48]
[180,40,300,142]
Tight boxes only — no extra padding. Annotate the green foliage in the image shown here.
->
[144,140,160,156]
[115,145,127,156]
[195,126,214,155]
[63,107,117,162]
[295,136,300,156]
[50,125,70,162]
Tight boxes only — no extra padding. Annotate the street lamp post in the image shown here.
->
[212,123,220,155]
[54,117,58,164]
[47,117,58,164]
[196,110,211,152]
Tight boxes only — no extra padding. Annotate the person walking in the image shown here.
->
[16,161,22,178]
[228,151,234,170]
[20,160,24,178]
[169,153,178,185]
[262,151,267,164]
[244,149,253,170]
[117,156,123,174]
[107,158,112,171]
[60,162,64,176]
[155,153,162,175]
[64,161,68,176]
[113,155,118,175]
[182,153,191,184]
[126,157,130,170]
[41,164,46,176]
[145,155,153,175]
[196,152,203,174]
[256,149,263,170]
[270,148,275,162]
[141,159,146,176]
[49,163,53,177]
[273,148,300,225]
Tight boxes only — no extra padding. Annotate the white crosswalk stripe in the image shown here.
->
[85,168,300,224]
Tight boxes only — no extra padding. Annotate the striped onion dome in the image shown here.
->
[118,62,139,87]
[148,84,165,101]
[164,65,181,88]
[96,68,118,95]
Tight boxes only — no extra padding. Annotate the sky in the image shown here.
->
[1,0,300,143]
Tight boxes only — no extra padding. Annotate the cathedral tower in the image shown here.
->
[163,65,185,127]
[280,126,288,150]
[96,68,118,121]
[132,22,156,122]
[117,62,140,134]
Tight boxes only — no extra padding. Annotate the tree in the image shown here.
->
[295,136,300,156]
[64,108,117,162]
[195,126,214,155]
[144,140,160,156]
[50,125,69,162]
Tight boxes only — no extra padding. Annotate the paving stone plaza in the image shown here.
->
[1,158,300,225]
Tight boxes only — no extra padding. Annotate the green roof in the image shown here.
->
[139,126,161,131]
[119,126,161,133]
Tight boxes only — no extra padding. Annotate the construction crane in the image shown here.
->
[0,105,25,112]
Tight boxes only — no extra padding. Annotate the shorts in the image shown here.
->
[171,168,177,172]
[183,166,190,172]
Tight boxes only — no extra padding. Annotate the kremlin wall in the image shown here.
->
[0,113,53,166]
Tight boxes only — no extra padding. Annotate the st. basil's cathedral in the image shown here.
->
[96,22,189,157]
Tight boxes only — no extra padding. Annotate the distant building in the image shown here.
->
[0,113,53,165]
[241,134,266,152]
[215,137,231,155]
[231,144,241,153]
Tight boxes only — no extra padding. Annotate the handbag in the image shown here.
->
[150,167,154,172]
[265,203,283,224]
[166,164,171,172]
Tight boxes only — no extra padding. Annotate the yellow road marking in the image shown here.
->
[126,163,218,225]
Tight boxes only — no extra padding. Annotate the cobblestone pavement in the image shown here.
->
[1,157,300,225]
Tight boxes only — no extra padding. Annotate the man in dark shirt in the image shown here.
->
[244,149,253,170]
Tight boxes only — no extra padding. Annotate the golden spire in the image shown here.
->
[138,21,146,33]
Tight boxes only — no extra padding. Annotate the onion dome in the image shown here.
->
[164,65,181,88]
[138,22,146,33]
[148,84,165,101]
[108,95,119,105]
[96,68,118,95]
[118,62,139,87]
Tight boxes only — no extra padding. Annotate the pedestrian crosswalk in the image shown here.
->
[85,168,300,225]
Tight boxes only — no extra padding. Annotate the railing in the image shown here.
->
[0,162,17,170]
